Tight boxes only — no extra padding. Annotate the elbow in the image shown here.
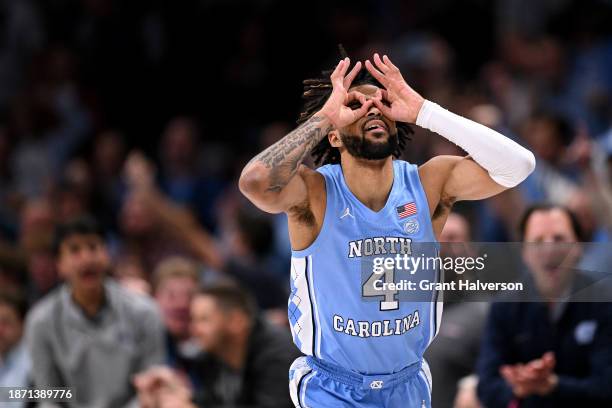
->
[523,149,536,176]
[239,164,270,201]
[514,148,536,185]
[492,148,536,188]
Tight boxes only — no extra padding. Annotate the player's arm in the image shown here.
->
[239,58,372,214]
[365,53,535,207]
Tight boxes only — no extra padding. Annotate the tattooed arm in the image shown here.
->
[239,114,333,213]
[239,58,372,215]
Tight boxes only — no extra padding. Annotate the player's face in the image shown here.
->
[338,84,399,160]
[521,209,581,299]
[155,276,198,340]
[190,295,230,353]
[57,234,110,292]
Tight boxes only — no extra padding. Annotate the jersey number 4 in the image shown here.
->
[362,264,399,311]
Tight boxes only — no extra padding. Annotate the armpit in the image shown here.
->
[288,199,316,226]
[433,194,455,221]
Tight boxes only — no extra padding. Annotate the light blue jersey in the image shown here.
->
[288,160,442,375]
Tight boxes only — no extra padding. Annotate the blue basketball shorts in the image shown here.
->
[289,356,432,408]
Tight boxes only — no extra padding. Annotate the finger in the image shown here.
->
[382,54,399,71]
[339,57,351,78]
[353,99,373,119]
[365,60,389,86]
[372,98,393,117]
[346,91,366,104]
[517,367,532,382]
[373,53,390,73]
[330,59,346,82]
[529,359,544,370]
[380,88,391,101]
[543,351,555,362]
[523,366,541,379]
[343,61,362,89]
[500,366,513,379]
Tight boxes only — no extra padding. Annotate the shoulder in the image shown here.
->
[249,319,298,360]
[109,281,161,320]
[26,286,63,330]
[418,155,464,183]
[298,164,325,190]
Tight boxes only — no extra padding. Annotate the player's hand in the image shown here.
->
[318,57,373,129]
[365,53,424,124]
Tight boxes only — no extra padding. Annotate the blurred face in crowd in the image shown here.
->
[161,118,198,170]
[522,208,581,299]
[28,251,58,294]
[94,131,126,178]
[0,303,23,356]
[190,295,249,354]
[20,200,55,249]
[440,213,471,243]
[333,84,399,161]
[439,212,474,265]
[57,234,111,292]
[156,276,198,340]
[120,196,155,237]
[522,117,567,165]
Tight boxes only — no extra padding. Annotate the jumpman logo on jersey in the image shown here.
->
[340,207,355,219]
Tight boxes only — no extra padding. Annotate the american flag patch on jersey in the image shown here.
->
[396,202,417,218]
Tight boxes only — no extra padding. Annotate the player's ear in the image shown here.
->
[328,130,342,148]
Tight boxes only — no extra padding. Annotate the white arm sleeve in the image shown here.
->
[416,100,536,188]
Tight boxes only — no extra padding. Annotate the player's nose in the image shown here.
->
[366,105,382,117]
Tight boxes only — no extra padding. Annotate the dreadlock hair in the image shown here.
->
[299,46,413,166]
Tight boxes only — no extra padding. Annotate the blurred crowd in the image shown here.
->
[0,0,611,407]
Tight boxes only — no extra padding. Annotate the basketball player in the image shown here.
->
[239,54,535,407]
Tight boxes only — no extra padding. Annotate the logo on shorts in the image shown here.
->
[404,218,419,234]
[369,380,384,389]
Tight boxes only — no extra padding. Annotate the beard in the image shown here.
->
[340,131,399,160]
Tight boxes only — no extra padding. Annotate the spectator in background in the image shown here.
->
[425,212,489,408]
[477,204,612,408]
[221,206,289,309]
[152,256,203,390]
[117,191,192,277]
[124,152,288,317]
[0,291,30,394]
[520,111,580,204]
[135,283,299,408]
[90,130,127,229]
[25,216,166,408]
[158,117,225,231]
[9,46,90,200]
[19,198,59,301]
[190,284,298,407]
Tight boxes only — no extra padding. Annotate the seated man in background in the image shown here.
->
[477,204,612,408]
[0,291,30,396]
[424,212,489,408]
[123,151,288,317]
[26,216,166,408]
[135,283,300,408]
[152,256,203,390]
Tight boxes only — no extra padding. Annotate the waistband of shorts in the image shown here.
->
[305,356,422,390]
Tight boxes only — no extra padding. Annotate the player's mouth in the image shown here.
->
[362,118,388,135]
